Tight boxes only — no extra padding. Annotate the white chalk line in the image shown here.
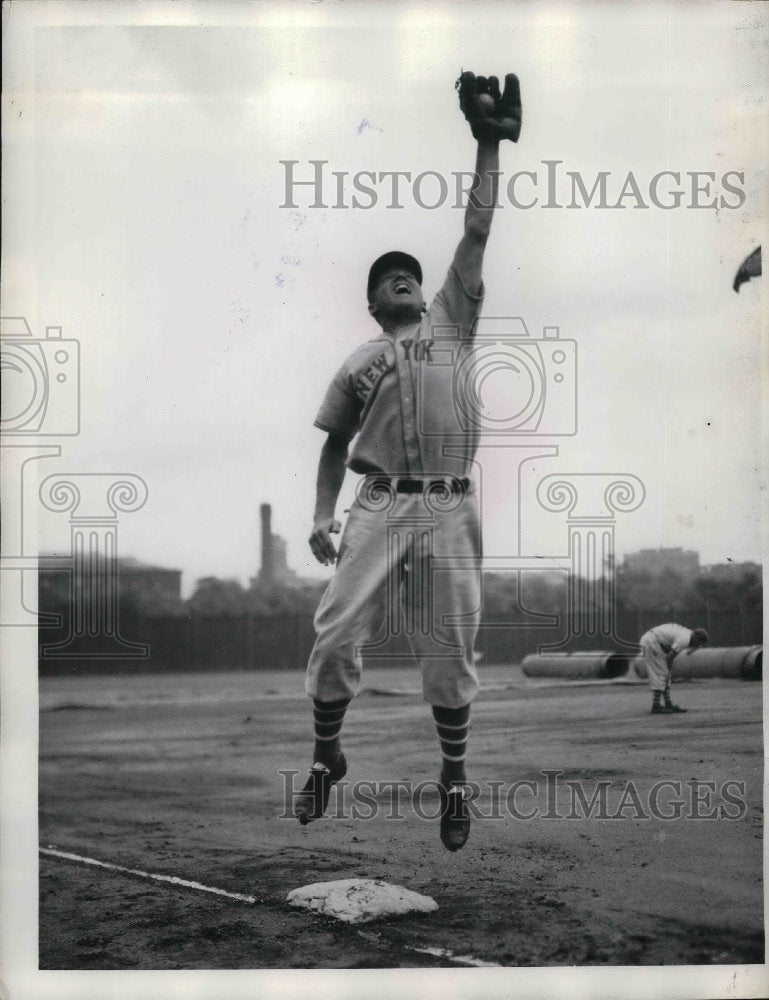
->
[409,945,500,968]
[355,929,500,968]
[41,846,499,967]
[39,846,259,904]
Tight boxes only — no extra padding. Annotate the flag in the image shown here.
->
[733,246,762,293]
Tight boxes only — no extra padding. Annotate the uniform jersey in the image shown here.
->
[649,623,692,657]
[314,264,484,478]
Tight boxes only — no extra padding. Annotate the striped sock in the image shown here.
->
[663,688,673,707]
[653,691,663,708]
[312,698,350,766]
[432,703,471,786]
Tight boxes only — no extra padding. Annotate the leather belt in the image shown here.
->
[371,476,471,495]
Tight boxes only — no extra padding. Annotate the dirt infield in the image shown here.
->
[39,666,763,969]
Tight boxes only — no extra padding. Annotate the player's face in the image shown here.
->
[369,268,425,325]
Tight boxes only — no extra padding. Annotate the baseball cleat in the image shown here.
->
[665,704,687,713]
[439,785,471,852]
[651,704,672,714]
[294,753,347,825]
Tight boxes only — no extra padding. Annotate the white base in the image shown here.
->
[286,878,438,924]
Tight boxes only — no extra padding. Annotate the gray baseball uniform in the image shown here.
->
[638,623,693,692]
[306,263,485,708]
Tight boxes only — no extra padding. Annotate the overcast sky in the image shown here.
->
[4,1,767,596]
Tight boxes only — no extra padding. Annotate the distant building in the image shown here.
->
[39,555,182,597]
[257,504,299,585]
[38,554,183,611]
[113,558,183,602]
[623,548,701,579]
[701,560,761,581]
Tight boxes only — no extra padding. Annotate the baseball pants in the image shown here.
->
[638,629,673,692]
[305,485,482,708]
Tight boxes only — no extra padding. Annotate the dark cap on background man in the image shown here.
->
[367,251,423,301]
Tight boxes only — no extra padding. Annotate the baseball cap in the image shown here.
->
[367,251,423,301]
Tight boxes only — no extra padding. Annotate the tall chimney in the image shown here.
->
[260,503,274,582]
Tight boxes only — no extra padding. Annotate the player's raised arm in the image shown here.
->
[452,72,522,295]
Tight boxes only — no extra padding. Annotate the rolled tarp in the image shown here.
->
[743,646,763,681]
[633,646,762,681]
[522,651,632,680]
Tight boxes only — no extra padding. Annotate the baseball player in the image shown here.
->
[638,623,709,714]
[293,72,522,851]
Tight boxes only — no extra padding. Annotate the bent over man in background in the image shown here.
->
[294,72,522,851]
[638,622,709,714]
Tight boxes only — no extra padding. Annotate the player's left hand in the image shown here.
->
[456,70,522,143]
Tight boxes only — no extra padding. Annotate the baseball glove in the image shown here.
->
[456,70,522,142]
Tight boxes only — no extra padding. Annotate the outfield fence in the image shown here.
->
[38,606,762,675]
